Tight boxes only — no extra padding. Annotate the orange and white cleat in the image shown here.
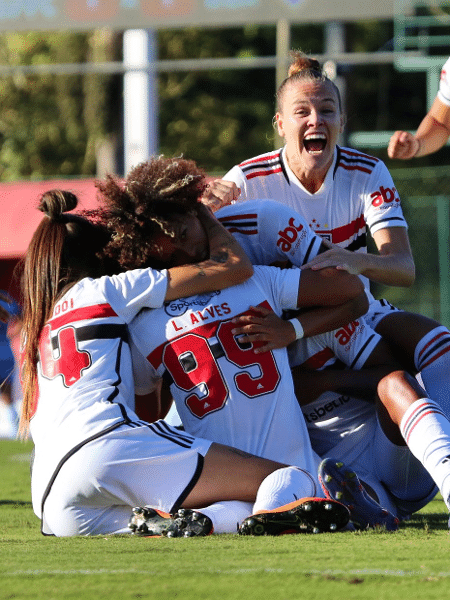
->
[238,497,350,536]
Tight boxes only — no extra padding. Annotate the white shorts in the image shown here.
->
[42,421,212,536]
[364,298,402,330]
[323,415,437,519]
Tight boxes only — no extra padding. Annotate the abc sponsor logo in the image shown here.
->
[335,320,361,346]
[370,186,400,208]
[276,217,305,253]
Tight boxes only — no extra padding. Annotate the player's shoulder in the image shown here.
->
[234,148,284,180]
[237,148,283,168]
[335,146,385,179]
[217,198,285,219]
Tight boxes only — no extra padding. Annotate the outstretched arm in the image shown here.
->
[302,228,415,288]
[388,96,450,160]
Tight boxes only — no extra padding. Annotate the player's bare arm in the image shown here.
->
[388,97,450,160]
[231,269,368,352]
[303,229,415,288]
[165,205,253,300]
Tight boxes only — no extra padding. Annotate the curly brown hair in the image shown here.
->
[95,156,208,270]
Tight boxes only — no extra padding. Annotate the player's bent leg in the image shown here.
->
[182,443,288,508]
[374,311,445,374]
[319,458,399,531]
[238,497,350,536]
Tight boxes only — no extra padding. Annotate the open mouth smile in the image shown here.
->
[303,133,327,154]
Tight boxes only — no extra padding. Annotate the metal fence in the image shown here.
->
[372,165,450,327]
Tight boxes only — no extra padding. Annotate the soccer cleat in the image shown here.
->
[128,506,173,537]
[238,497,350,536]
[164,509,214,538]
[318,458,399,532]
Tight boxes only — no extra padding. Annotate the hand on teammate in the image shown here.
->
[302,240,365,276]
[231,305,296,353]
[202,179,241,211]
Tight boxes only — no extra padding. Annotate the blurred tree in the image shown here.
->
[0,30,121,181]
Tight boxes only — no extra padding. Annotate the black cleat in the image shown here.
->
[238,497,350,536]
[164,509,214,538]
[128,506,173,537]
[319,458,399,531]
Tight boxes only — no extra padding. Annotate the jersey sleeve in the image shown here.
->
[363,160,408,236]
[98,268,168,323]
[320,319,382,370]
[437,57,450,106]
[289,319,382,371]
[257,201,323,266]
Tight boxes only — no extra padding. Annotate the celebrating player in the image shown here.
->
[388,56,450,160]
[21,188,354,537]
[204,50,450,429]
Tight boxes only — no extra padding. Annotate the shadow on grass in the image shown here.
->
[404,512,448,530]
[0,500,32,508]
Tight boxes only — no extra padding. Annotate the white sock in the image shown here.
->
[252,466,318,513]
[400,398,450,509]
[197,501,253,534]
[415,326,450,418]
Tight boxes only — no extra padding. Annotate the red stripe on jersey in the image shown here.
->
[239,152,282,167]
[225,227,258,235]
[303,347,335,370]
[219,213,258,222]
[318,214,365,245]
[48,303,118,329]
[340,148,379,162]
[337,163,372,174]
[246,167,283,180]
[147,300,272,369]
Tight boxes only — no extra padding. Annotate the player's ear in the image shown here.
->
[275,113,285,138]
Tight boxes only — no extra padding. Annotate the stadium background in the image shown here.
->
[0,0,449,326]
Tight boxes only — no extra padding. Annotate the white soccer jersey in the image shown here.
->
[216,200,323,268]
[30,268,168,519]
[438,57,450,106]
[289,318,382,457]
[224,146,407,301]
[130,265,319,472]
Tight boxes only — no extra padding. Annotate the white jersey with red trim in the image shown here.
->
[30,268,168,517]
[224,146,407,301]
[130,265,319,471]
[216,199,323,268]
[289,318,382,457]
[438,57,450,106]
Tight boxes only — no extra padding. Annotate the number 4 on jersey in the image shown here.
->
[39,324,91,386]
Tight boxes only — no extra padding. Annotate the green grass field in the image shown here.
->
[1,439,449,600]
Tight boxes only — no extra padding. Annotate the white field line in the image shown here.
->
[5,567,450,578]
